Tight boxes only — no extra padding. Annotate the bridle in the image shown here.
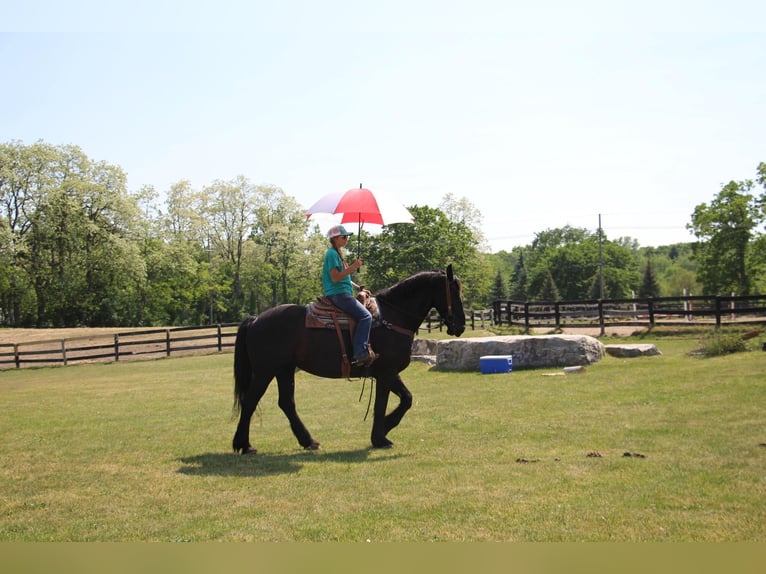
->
[377,269,462,337]
[442,273,455,333]
[439,271,465,337]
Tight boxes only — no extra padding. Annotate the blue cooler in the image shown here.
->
[480,355,513,374]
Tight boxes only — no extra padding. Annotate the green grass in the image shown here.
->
[1,332,765,541]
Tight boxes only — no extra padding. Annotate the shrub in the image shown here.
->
[697,332,749,357]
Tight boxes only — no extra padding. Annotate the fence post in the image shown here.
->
[598,299,605,336]
[524,302,530,334]
[715,297,722,329]
[217,324,223,352]
[14,343,20,369]
[114,334,120,362]
[165,329,171,357]
[61,339,67,366]
[648,298,655,327]
[554,302,561,331]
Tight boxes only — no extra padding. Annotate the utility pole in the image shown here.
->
[598,214,605,337]
[598,214,605,299]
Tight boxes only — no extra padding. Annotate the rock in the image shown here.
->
[411,339,438,365]
[604,344,661,358]
[411,339,438,356]
[434,335,606,371]
[563,365,586,374]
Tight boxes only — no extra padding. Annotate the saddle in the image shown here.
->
[305,291,380,330]
[305,292,380,378]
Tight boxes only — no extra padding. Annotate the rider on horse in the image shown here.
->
[321,224,378,367]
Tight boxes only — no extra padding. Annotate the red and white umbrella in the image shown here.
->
[306,184,414,227]
[306,184,414,256]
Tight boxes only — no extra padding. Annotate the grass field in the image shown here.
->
[0,330,764,541]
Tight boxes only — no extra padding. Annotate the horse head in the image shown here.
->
[440,264,466,337]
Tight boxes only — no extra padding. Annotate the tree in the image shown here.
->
[199,176,258,319]
[491,270,506,301]
[0,140,60,325]
[5,142,143,326]
[363,204,489,307]
[508,248,528,300]
[750,162,766,293]
[440,193,487,251]
[688,175,762,295]
[247,184,312,310]
[638,258,661,298]
[537,270,561,301]
[636,243,700,297]
[529,226,591,254]
[526,231,639,301]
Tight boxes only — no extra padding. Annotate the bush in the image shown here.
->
[697,332,749,357]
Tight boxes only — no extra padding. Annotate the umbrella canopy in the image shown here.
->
[306,184,414,259]
[306,184,414,228]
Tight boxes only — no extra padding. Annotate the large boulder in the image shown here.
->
[411,339,438,356]
[434,335,606,371]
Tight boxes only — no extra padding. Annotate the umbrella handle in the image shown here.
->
[357,218,362,270]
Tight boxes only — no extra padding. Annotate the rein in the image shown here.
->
[381,318,415,338]
[374,270,456,337]
[375,294,419,338]
[443,273,453,325]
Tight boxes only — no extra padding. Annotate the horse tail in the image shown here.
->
[232,317,254,418]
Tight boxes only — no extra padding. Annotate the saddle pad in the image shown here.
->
[305,298,354,330]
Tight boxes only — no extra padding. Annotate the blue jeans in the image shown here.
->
[327,293,372,359]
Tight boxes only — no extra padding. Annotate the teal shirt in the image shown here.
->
[322,248,352,296]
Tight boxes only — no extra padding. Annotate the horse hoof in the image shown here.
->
[304,440,321,450]
[241,446,258,455]
[372,439,394,449]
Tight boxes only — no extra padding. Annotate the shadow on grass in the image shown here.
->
[177,447,407,477]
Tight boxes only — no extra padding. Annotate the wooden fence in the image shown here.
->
[0,323,239,370]
[0,309,495,370]
[6,295,760,370]
[492,294,766,333]
[419,308,494,333]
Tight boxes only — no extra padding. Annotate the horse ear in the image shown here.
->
[447,264,454,281]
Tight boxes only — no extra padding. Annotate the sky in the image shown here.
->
[2,0,765,252]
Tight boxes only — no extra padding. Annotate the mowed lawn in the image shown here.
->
[0,334,764,541]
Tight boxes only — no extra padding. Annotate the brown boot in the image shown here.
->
[352,348,379,367]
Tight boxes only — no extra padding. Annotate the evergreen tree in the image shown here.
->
[491,270,506,301]
[638,258,661,298]
[538,270,561,301]
[509,250,528,300]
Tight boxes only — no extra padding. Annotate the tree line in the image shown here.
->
[1,141,764,328]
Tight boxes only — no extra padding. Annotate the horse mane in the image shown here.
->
[375,269,445,299]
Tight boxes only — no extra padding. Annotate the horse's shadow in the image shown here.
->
[177,447,407,477]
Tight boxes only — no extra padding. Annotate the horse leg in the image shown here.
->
[276,370,320,450]
[370,377,394,448]
[382,374,412,436]
[232,375,271,455]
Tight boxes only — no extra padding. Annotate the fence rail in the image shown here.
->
[4,296,762,370]
[492,294,766,333]
[419,308,493,333]
[1,308,497,370]
[0,323,240,370]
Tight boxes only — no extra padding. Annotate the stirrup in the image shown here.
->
[352,349,379,367]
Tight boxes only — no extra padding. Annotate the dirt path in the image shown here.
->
[530,326,646,338]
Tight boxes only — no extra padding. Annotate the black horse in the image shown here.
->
[232,265,465,454]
